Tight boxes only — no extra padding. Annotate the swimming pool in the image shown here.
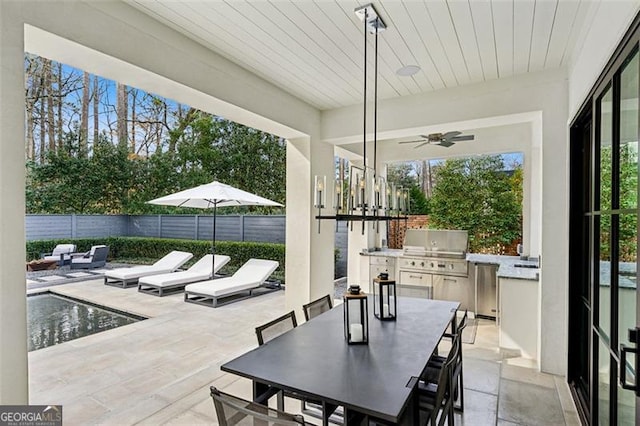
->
[27,292,145,351]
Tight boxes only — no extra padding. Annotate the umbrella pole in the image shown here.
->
[212,203,217,278]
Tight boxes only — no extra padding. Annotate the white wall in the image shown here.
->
[322,68,569,375]
[568,1,640,119]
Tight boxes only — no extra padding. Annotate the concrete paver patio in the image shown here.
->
[28,279,288,424]
[27,279,580,425]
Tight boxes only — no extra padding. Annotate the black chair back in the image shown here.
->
[302,294,333,321]
[210,386,307,425]
[255,311,298,346]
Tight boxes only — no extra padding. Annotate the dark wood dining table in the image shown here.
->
[221,296,460,425]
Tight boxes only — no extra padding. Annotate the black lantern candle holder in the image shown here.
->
[343,288,368,345]
[373,276,397,321]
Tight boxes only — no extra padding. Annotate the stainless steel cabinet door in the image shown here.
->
[432,274,471,311]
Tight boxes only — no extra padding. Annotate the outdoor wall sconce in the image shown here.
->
[344,286,368,345]
[373,274,397,321]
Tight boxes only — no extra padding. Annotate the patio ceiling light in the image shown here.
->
[396,65,421,77]
[314,3,409,234]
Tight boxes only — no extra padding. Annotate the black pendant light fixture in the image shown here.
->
[314,3,409,234]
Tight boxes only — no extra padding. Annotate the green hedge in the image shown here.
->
[27,237,285,280]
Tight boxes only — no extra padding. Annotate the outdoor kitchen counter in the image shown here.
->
[467,254,539,281]
[361,249,404,258]
[363,251,540,281]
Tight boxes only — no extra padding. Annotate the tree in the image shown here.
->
[24,55,287,216]
[27,131,133,213]
[429,156,522,254]
[409,185,429,214]
[25,54,43,161]
[600,142,638,261]
[387,162,419,189]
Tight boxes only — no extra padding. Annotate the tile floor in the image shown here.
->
[27,279,580,425]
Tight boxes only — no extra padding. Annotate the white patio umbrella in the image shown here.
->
[147,181,283,276]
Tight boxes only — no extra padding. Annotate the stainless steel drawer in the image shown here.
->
[370,256,394,266]
[399,271,432,287]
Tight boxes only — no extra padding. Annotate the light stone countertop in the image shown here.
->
[361,250,540,281]
[467,253,540,281]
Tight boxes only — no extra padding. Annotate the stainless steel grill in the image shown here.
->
[398,229,470,302]
[399,256,468,277]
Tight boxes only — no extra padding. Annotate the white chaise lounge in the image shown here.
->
[137,254,231,297]
[104,250,193,288]
[184,258,280,307]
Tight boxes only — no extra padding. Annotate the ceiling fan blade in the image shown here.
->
[438,140,455,148]
[441,131,462,139]
[398,139,424,144]
[450,135,474,141]
[414,141,430,149]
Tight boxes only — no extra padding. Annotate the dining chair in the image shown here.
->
[418,337,458,426]
[254,311,298,411]
[255,310,298,346]
[255,311,338,423]
[422,309,468,412]
[302,294,333,321]
[210,386,310,426]
[299,294,343,422]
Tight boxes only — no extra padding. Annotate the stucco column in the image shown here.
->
[285,136,335,319]
[540,99,568,375]
[0,1,29,404]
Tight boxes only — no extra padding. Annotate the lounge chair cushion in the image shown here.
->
[138,255,230,288]
[185,259,278,297]
[105,251,193,280]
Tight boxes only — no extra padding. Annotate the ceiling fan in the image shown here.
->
[398,131,475,148]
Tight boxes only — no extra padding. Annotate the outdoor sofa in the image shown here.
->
[70,245,109,269]
[184,258,279,307]
[42,243,77,266]
[104,250,193,288]
[137,254,230,297]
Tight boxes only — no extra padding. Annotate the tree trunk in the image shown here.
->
[39,85,45,163]
[93,75,99,143]
[44,59,55,152]
[26,111,34,161]
[25,58,36,160]
[80,71,90,155]
[159,99,167,151]
[422,160,433,198]
[117,82,128,149]
[130,89,136,153]
[57,63,63,149]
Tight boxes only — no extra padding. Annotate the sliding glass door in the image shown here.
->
[569,24,639,425]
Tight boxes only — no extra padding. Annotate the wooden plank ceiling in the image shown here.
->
[126,0,594,111]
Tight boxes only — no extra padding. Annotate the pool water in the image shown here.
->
[27,293,144,351]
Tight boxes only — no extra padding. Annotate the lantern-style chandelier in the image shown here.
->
[314,3,409,234]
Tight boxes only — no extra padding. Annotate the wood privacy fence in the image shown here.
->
[26,214,348,276]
